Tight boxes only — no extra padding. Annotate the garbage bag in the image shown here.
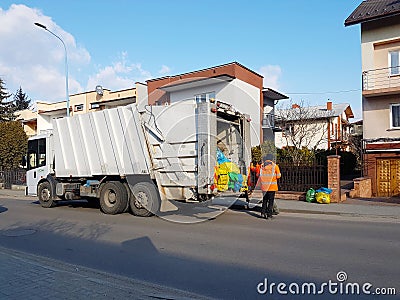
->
[316,187,332,194]
[306,188,316,203]
[219,162,241,174]
[315,192,330,204]
[217,148,230,165]
[214,166,229,192]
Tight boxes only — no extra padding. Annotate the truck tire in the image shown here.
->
[38,181,56,208]
[129,182,160,217]
[99,181,128,215]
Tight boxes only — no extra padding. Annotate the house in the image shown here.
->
[15,87,137,136]
[275,101,354,150]
[346,0,400,196]
[146,62,288,146]
[16,62,288,148]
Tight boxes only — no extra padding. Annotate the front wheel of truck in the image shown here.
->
[38,181,56,208]
[129,182,160,217]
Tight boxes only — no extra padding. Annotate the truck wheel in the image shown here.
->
[99,181,128,215]
[129,182,160,217]
[38,181,56,208]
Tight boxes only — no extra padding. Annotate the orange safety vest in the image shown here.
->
[259,160,281,192]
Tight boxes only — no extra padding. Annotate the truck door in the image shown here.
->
[26,137,50,195]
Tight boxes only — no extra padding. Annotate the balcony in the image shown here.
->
[362,66,400,97]
[262,112,282,132]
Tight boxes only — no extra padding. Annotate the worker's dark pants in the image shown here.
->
[262,191,275,217]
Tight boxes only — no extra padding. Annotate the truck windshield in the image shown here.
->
[27,138,46,170]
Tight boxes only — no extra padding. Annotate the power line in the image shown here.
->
[285,89,361,95]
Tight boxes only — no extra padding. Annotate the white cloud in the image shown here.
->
[158,65,171,75]
[86,52,152,91]
[258,65,282,90]
[0,4,89,102]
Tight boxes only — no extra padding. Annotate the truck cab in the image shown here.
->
[25,132,52,196]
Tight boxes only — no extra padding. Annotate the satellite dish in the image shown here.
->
[95,85,103,95]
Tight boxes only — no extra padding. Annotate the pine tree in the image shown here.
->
[0,78,15,122]
[13,86,31,111]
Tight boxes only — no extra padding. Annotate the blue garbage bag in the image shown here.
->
[316,187,332,194]
[217,148,230,165]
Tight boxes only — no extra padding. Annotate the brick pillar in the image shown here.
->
[327,155,341,203]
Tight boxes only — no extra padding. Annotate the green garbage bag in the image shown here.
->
[306,188,316,203]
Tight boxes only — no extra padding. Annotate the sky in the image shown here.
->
[0,1,362,119]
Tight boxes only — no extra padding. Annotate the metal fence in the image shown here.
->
[277,160,327,192]
[0,169,26,189]
[362,66,400,91]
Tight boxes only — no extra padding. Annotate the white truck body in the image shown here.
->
[26,99,251,215]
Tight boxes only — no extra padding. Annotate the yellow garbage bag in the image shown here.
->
[315,192,330,204]
[214,166,229,192]
[218,162,240,174]
[240,174,248,192]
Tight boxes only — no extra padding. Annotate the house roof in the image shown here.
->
[159,75,235,92]
[345,0,400,26]
[147,62,263,83]
[276,103,354,121]
[262,88,289,101]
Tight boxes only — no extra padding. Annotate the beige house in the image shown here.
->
[346,1,400,197]
[16,87,136,136]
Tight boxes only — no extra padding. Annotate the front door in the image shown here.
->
[26,137,49,196]
[376,159,400,197]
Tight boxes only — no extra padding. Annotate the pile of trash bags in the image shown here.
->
[306,187,332,204]
[213,149,247,192]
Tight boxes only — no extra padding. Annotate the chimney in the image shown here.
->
[327,101,332,110]
[292,103,300,109]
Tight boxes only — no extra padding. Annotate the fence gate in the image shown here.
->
[376,158,400,197]
[277,161,327,192]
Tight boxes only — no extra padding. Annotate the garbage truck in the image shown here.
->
[25,99,252,216]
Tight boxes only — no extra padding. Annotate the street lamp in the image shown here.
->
[34,22,70,117]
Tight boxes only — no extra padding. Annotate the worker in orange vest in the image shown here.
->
[259,154,281,219]
[248,162,261,190]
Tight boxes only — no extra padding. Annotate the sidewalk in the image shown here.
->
[0,246,209,300]
[245,191,400,219]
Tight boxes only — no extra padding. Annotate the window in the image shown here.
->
[391,104,400,128]
[27,138,46,170]
[74,104,84,112]
[27,139,38,170]
[195,92,215,103]
[389,51,400,75]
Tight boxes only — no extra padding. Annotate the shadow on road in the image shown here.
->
[0,205,8,213]
[0,216,397,299]
[32,199,101,209]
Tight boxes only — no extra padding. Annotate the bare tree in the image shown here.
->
[276,101,332,164]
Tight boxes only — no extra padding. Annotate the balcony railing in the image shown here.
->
[262,112,282,131]
[363,66,400,91]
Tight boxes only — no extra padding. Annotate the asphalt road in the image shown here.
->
[0,195,399,299]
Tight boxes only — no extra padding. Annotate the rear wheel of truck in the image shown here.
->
[38,181,56,208]
[129,182,160,217]
[99,181,128,215]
